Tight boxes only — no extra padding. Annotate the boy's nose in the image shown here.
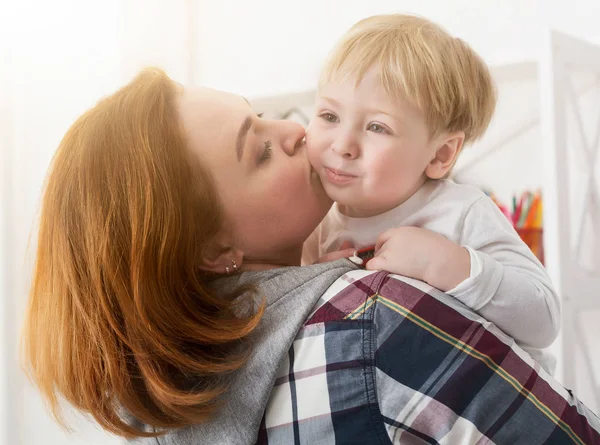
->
[332,135,359,159]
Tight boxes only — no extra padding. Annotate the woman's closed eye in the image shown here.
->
[258,140,272,164]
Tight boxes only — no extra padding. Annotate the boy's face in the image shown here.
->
[306,67,440,218]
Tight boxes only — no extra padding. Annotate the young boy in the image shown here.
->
[302,14,560,373]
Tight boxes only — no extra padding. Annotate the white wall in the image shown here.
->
[3,2,123,443]
[2,1,192,444]
[0,16,13,443]
[194,0,543,98]
[543,0,600,44]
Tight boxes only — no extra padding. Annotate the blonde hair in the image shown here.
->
[21,68,263,438]
[319,14,497,144]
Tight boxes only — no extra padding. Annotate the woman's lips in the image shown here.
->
[324,167,357,185]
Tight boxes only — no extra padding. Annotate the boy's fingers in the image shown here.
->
[375,229,396,252]
[365,255,386,271]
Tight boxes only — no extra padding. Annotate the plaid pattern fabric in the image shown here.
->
[257,270,600,445]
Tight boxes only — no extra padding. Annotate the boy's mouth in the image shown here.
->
[324,167,357,185]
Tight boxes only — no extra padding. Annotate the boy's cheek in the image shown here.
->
[304,133,324,163]
[306,145,321,171]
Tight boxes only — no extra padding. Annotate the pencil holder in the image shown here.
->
[516,228,544,265]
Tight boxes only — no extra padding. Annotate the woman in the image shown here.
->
[22,69,600,444]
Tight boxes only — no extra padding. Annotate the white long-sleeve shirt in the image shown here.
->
[303,179,560,373]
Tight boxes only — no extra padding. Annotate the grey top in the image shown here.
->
[128,259,357,445]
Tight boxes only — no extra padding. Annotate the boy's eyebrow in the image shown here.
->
[363,107,401,120]
[319,96,400,120]
[318,96,341,106]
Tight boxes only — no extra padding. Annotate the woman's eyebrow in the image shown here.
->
[236,115,253,162]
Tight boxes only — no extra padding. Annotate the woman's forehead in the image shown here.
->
[179,87,246,120]
[178,87,249,154]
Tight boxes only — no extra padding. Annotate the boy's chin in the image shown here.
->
[323,187,359,211]
[321,182,347,202]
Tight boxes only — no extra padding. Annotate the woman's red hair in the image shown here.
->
[21,68,262,438]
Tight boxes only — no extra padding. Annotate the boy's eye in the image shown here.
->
[368,123,386,134]
[320,112,339,123]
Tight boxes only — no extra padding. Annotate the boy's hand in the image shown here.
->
[316,241,355,264]
[365,227,470,292]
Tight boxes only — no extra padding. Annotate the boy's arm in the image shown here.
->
[365,196,560,350]
[448,196,560,349]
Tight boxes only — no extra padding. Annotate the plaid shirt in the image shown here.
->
[257,270,600,445]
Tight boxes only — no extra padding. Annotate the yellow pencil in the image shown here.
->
[533,196,543,229]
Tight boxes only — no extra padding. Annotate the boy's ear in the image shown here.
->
[425,131,465,180]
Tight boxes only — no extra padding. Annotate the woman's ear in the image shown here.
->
[425,132,465,180]
[197,231,244,274]
[198,246,244,274]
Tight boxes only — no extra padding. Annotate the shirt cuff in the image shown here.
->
[446,246,503,310]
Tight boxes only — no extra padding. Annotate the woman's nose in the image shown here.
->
[279,120,306,157]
